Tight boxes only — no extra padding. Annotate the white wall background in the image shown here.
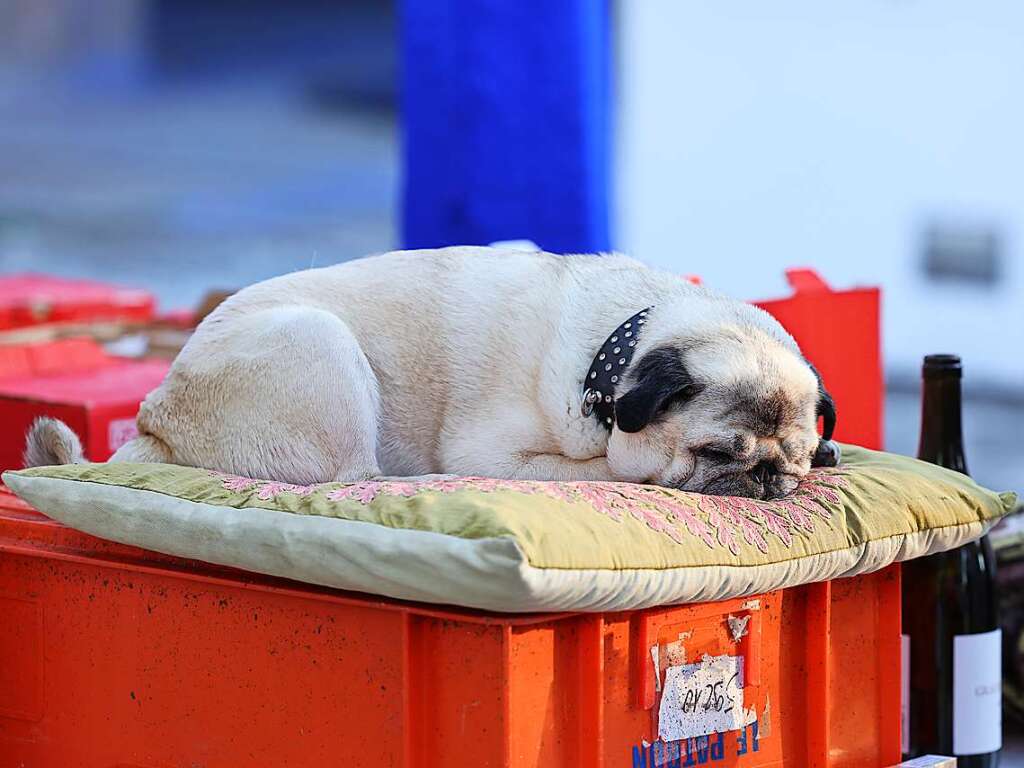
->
[614,0,1024,388]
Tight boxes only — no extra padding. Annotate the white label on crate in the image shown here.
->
[901,633,910,755]
[107,418,138,452]
[953,629,1001,755]
[657,654,756,742]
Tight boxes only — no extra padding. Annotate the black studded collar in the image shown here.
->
[581,307,652,430]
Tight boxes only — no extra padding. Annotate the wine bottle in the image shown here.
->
[902,354,1001,767]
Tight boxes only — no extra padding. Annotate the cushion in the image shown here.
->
[3,445,1017,613]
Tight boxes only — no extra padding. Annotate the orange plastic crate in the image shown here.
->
[0,488,901,767]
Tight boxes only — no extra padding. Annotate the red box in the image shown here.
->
[756,268,883,450]
[0,274,155,332]
[0,338,110,380]
[0,353,170,471]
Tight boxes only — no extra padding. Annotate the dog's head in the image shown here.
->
[605,313,836,500]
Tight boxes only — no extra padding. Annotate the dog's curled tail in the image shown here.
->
[23,417,87,467]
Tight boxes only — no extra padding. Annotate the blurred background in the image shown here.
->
[1,0,1023,759]
[616,0,1023,495]
[0,0,1019,490]
[0,0,398,307]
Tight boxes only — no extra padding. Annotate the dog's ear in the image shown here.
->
[615,347,701,433]
[807,362,836,441]
[807,362,839,466]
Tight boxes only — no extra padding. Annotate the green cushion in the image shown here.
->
[4,445,1017,612]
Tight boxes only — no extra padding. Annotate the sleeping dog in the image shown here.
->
[26,246,838,499]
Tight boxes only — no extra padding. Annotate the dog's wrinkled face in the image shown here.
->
[605,330,836,500]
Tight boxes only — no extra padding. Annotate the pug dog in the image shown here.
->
[26,246,838,499]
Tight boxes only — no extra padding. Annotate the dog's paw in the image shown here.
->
[811,439,841,468]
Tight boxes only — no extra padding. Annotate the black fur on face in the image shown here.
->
[807,361,839,467]
[615,346,702,433]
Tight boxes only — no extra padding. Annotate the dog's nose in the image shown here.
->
[750,461,776,486]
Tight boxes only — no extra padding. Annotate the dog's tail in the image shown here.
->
[23,417,87,467]
[24,417,175,468]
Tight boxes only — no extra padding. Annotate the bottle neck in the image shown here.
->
[918,375,968,474]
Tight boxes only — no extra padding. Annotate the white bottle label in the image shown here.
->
[901,633,910,755]
[953,629,1002,755]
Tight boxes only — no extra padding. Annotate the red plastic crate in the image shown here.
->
[0,338,110,380]
[755,268,883,450]
[0,274,155,332]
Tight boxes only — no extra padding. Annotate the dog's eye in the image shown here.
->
[697,447,732,464]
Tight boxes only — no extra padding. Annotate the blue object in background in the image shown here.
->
[400,0,611,253]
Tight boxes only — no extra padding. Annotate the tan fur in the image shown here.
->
[25,247,824,498]
[23,417,86,467]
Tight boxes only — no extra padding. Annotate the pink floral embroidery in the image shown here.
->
[217,474,260,493]
[213,472,319,498]
[775,499,816,532]
[210,465,853,555]
[701,503,742,555]
[325,481,423,504]
[810,483,842,508]
[327,484,382,504]
[255,482,317,500]
[642,492,717,548]
[759,507,793,548]
[699,497,770,554]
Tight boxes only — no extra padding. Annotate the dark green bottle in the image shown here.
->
[902,354,1000,766]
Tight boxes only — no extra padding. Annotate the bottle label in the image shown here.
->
[953,629,1002,755]
[901,633,910,755]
